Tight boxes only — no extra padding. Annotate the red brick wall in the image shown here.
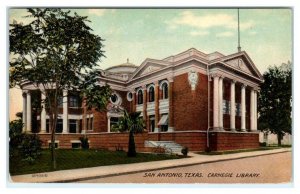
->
[117,90,131,112]
[92,110,108,132]
[148,132,207,151]
[209,132,259,151]
[38,131,259,152]
[173,73,209,131]
[39,133,150,151]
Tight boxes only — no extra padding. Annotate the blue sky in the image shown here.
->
[9,8,292,73]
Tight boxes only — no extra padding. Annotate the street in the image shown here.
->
[77,151,292,184]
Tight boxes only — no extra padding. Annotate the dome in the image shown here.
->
[105,59,138,74]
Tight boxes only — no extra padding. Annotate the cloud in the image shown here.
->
[190,31,209,36]
[166,11,254,31]
[216,31,234,37]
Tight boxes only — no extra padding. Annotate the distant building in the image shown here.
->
[19,48,263,151]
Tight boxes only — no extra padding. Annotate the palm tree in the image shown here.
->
[116,110,144,157]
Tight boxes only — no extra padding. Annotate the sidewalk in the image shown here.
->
[10,148,291,183]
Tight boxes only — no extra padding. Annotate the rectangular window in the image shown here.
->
[149,115,155,132]
[223,100,230,114]
[86,118,89,130]
[56,119,63,133]
[235,103,241,116]
[69,119,77,133]
[90,117,93,131]
[58,97,63,107]
[69,96,79,107]
[110,117,119,130]
[159,114,169,132]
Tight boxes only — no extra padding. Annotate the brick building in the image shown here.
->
[20,48,263,151]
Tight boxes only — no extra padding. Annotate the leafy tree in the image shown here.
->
[258,61,292,146]
[116,111,144,157]
[9,8,111,169]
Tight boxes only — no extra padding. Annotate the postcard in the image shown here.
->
[8,7,292,184]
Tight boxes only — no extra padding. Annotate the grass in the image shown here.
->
[9,149,181,176]
[197,146,289,155]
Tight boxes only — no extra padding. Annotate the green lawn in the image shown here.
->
[197,146,288,155]
[9,149,180,176]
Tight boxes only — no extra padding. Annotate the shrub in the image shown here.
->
[80,137,89,149]
[19,134,42,163]
[181,147,189,156]
[259,142,267,147]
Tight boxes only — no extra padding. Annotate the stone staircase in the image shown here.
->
[145,141,184,154]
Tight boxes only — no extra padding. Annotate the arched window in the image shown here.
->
[162,82,168,99]
[137,90,143,104]
[148,86,155,102]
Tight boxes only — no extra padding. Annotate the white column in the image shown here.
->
[107,116,111,132]
[26,91,32,133]
[218,77,224,130]
[22,91,27,133]
[230,80,236,131]
[213,75,219,129]
[40,91,46,133]
[250,89,255,131]
[62,90,68,133]
[254,90,258,130]
[241,84,246,131]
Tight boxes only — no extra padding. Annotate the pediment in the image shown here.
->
[131,60,168,79]
[223,53,263,80]
[226,57,252,74]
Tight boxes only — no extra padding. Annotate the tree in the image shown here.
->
[258,61,292,146]
[9,8,111,169]
[116,111,144,157]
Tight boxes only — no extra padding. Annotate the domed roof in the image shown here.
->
[105,59,138,74]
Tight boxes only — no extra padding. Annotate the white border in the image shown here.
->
[3,1,299,194]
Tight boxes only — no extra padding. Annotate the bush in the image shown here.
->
[19,134,42,163]
[181,147,189,156]
[259,142,267,147]
[80,137,89,149]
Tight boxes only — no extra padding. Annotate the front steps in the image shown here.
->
[145,141,184,154]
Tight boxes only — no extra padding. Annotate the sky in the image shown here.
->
[8,8,292,120]
[9,8,292,72]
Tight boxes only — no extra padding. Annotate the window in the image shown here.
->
[86,117,93,131]
[127,92,133,101]
[149,115,155,132]
[72,143,81,149]
[110,117,119,129]
[46,119,50,133]
[90,117,93,131]
[110,94,118,103]
[58,96,63,107]
[110,93,122,105]
[56,119,63,133]
[69,96,79,107]
[236,103,241,116]
[223,100,230,114]
[69,119,77,133]
[137,90,143,104]
[162,82,168,99]
[148,86,155,102]
[158,114,169,132]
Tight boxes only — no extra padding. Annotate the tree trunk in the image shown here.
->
[127,130,136,157]
[50,111,57,170]
[277,133,282,147]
